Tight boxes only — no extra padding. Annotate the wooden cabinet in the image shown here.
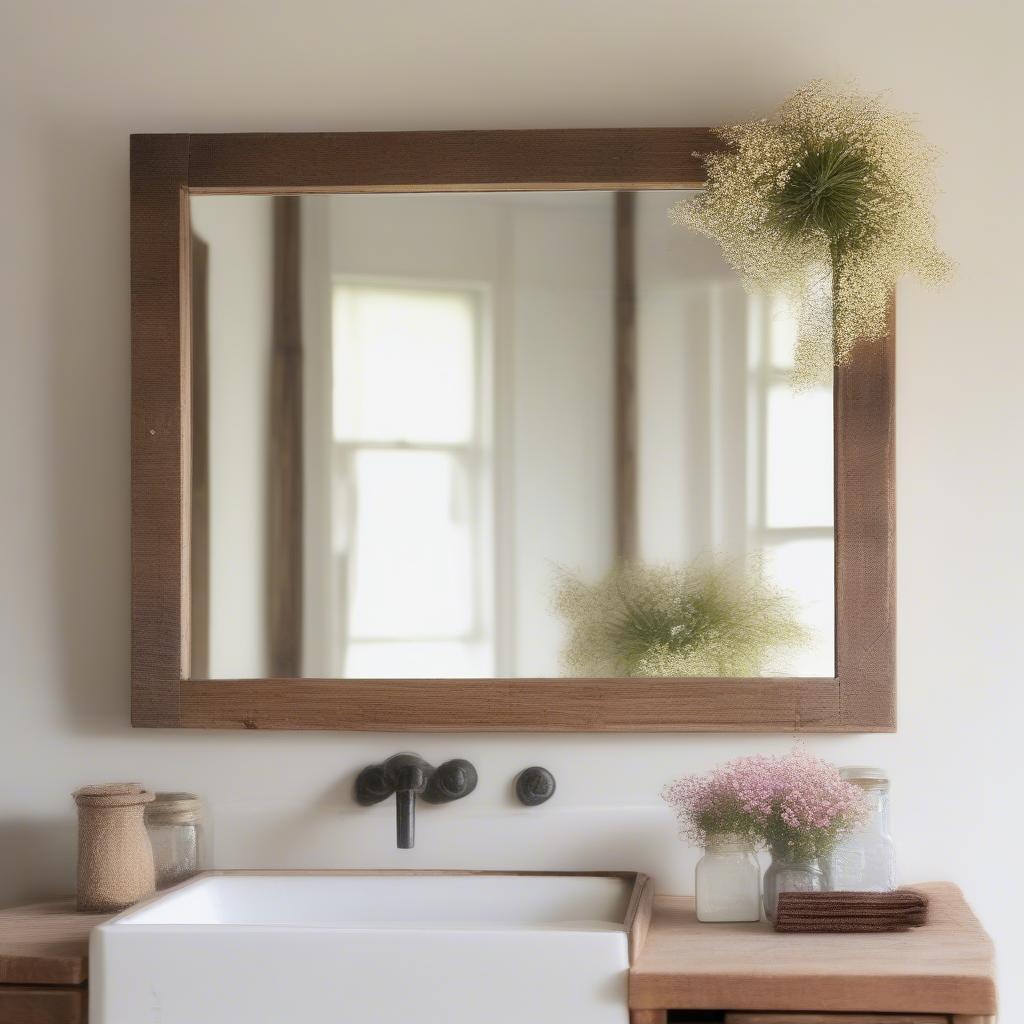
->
[630,1015,995,1023]
[629,884,997,1024]
[0,901,100,1024]
[723,1017,994,1024]
[0,986,86,1024]
[725,1014,952,1023]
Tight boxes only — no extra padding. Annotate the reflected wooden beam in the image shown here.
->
[614,191,638,561]
[189,233,210,679]
[267,196,304,677]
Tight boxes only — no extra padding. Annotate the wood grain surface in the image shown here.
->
[629,882,996,1016]
[614,189,638,561]
[179,675,841,731]
[0,986,88,1024]
[131,133,190,726]
[266,196,304,678]
[131,128,896,733]
[724,1015,949,1023]
[0,901,108,986]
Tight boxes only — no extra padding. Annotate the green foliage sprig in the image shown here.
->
[672,80,952,386]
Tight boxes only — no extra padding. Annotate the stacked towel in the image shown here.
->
[774,888,929,933]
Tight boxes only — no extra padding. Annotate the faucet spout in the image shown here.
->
[390,755,428,849]
[395,788,416,849]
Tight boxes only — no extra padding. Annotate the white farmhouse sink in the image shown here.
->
[91,871,648,1024]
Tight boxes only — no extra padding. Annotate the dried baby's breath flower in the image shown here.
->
[554,559,808,678]
[663,750,867,859]
[672,80,952,386]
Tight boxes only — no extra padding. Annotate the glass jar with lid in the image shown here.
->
[829,766,896,892]
[145,792,208,889]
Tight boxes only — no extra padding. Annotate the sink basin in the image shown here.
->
[91,871,650,1024]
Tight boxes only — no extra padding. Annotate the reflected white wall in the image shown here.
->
[635,193,835,675]
[189,196,274,679]
[321,193,614,678]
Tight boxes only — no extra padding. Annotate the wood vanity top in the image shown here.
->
[629,881,997,1016]
[0,900,109,986]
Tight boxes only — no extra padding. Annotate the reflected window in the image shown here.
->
[751,297,835,675]
[330,283,493,678]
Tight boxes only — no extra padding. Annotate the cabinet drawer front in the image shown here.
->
[0,985,87,1024]
[724,1015,949,1024]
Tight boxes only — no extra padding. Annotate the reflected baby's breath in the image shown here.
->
[554,559,808,678]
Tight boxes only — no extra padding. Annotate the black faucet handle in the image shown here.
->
[354,763,393,806]
[423,758,478,803]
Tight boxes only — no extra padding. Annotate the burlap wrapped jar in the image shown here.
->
[73,783,156,912]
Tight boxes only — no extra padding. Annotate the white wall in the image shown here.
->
[2,1,1022,1017]
[189,196,274,679]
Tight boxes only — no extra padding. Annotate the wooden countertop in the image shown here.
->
[629,881,997,1016]
[0,900,109,986]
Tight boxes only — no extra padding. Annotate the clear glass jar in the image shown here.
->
[763,852,824,922]
[695,833,761,923]
[145,792,207,889]
[829,765,896,892]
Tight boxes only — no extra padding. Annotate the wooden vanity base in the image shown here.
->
[0,985,87,1023]
[629,883,996,1022]
[725,1015,949,1023]
[719,1017,993,1023]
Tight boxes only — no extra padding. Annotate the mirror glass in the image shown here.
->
[189,191,833,681]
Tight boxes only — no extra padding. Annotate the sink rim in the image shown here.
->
[97,869,653,962]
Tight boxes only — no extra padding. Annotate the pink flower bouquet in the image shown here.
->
[663,749,866,860]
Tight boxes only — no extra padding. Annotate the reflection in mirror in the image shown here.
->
[188,191,833,681]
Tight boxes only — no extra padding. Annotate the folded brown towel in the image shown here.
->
[775,888,929,933]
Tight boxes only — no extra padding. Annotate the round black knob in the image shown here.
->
[424,759,478,803]
[354,764,392,806]
[515,766,556,806]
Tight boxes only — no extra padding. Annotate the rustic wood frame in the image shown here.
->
[131,128,895,732]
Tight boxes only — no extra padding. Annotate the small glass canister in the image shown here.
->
[145,792,208,889]
[695,832,762,922]
[829,765,897,892]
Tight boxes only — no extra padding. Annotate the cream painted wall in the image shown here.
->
[2,0,1022,1017]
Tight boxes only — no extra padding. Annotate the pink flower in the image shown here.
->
[663,749,866,857]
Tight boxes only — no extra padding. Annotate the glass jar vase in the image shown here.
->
[145,792,208,889]
[829,765,896,892]
[695,833,761,923]
[763,851,825,922]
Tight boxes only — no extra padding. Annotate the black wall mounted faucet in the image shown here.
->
[355,752,477,849]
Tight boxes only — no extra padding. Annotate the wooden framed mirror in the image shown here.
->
[131,129,893,732]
